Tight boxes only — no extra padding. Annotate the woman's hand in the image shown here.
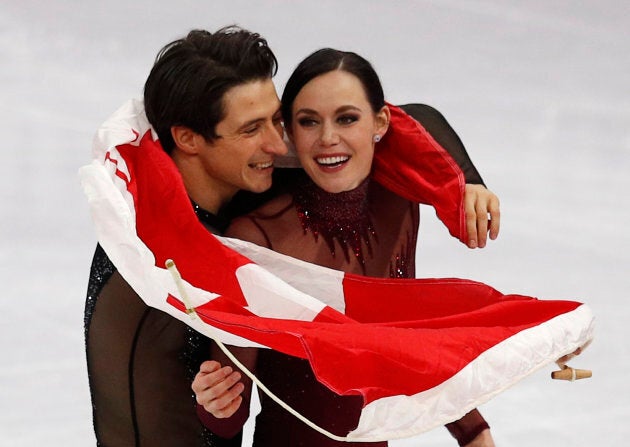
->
[192,360,245,418]
[464,184,500,249]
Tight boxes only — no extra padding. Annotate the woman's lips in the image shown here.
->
[314,154,350,169]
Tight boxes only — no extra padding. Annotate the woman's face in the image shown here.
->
[289,70,389,193]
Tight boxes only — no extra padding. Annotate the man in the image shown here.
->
[85,26,497,447]
[84,27,286,447]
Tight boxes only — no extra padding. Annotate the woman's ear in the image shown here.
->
[171,125,202,155]
[375,105,391,137]
[284,123,295,144]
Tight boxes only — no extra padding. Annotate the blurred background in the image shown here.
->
[1,1,628,445]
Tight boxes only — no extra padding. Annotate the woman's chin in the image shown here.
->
[314,179,361,194]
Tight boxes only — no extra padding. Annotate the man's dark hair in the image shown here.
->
[144,26,278,153]
[281,48,384,128]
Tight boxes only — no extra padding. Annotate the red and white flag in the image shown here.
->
[79,99,594,441]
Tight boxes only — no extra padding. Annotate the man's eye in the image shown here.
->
[337,114,359,125]
[243,125,261,135]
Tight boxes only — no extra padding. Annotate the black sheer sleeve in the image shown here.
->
[84,245,241,446]
[398,103,485,186]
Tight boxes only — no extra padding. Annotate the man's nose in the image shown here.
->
[262,122,288,155]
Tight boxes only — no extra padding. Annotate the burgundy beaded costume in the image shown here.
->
[294,177,376,269]
[199,104,490,446]
[222,173,418,446]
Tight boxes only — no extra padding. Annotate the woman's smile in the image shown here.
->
[314,153,351,170]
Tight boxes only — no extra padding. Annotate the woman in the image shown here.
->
[193,48,499,446]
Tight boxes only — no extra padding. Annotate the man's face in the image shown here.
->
[198,78,287,199]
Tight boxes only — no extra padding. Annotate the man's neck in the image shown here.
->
[173,152,235,214]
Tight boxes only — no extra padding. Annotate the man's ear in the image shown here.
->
[375,105,391,137]
[171,126,202,155]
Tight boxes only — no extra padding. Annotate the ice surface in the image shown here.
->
[1,1,628,445]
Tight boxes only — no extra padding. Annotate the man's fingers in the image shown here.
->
[488,200,501,240]
[466,218,478,248]
[464,185,501,248]
[464,190,479,248]
[475,205,489,248]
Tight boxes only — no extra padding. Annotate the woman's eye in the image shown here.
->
[337,114,359,125]
[297,117,317,127]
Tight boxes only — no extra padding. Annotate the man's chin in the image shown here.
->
[246,180,273,194]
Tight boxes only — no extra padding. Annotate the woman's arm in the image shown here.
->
[192,215,273,437]
[193,345,258,439]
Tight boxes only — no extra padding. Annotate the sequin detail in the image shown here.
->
[84,244,115,338]
[293,177,376,269]
[192,201,230,233]
[389,229,414,279]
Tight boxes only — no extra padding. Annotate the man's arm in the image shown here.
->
[398,103,484,185]
[398,103,500,248]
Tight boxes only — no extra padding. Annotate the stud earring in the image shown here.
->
[373,134,381,143]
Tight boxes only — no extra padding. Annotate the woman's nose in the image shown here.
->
[319,122,340,146]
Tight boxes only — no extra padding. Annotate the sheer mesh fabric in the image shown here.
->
[398,104,485,186]
[84,221,239,446]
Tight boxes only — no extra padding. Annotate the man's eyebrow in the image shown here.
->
[236,117,265,131]
[236,108,282,131]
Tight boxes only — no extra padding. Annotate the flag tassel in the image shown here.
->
[551,346,592,381]
[551,366,592,381]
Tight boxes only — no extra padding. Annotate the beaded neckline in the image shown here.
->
[293,177,376,268]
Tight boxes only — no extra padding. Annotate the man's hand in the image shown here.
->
[464,184,500,248]
[192,360,245,418]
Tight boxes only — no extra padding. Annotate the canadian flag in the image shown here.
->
[79,99,594,441]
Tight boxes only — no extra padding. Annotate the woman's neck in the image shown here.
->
[292,176,375,267]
